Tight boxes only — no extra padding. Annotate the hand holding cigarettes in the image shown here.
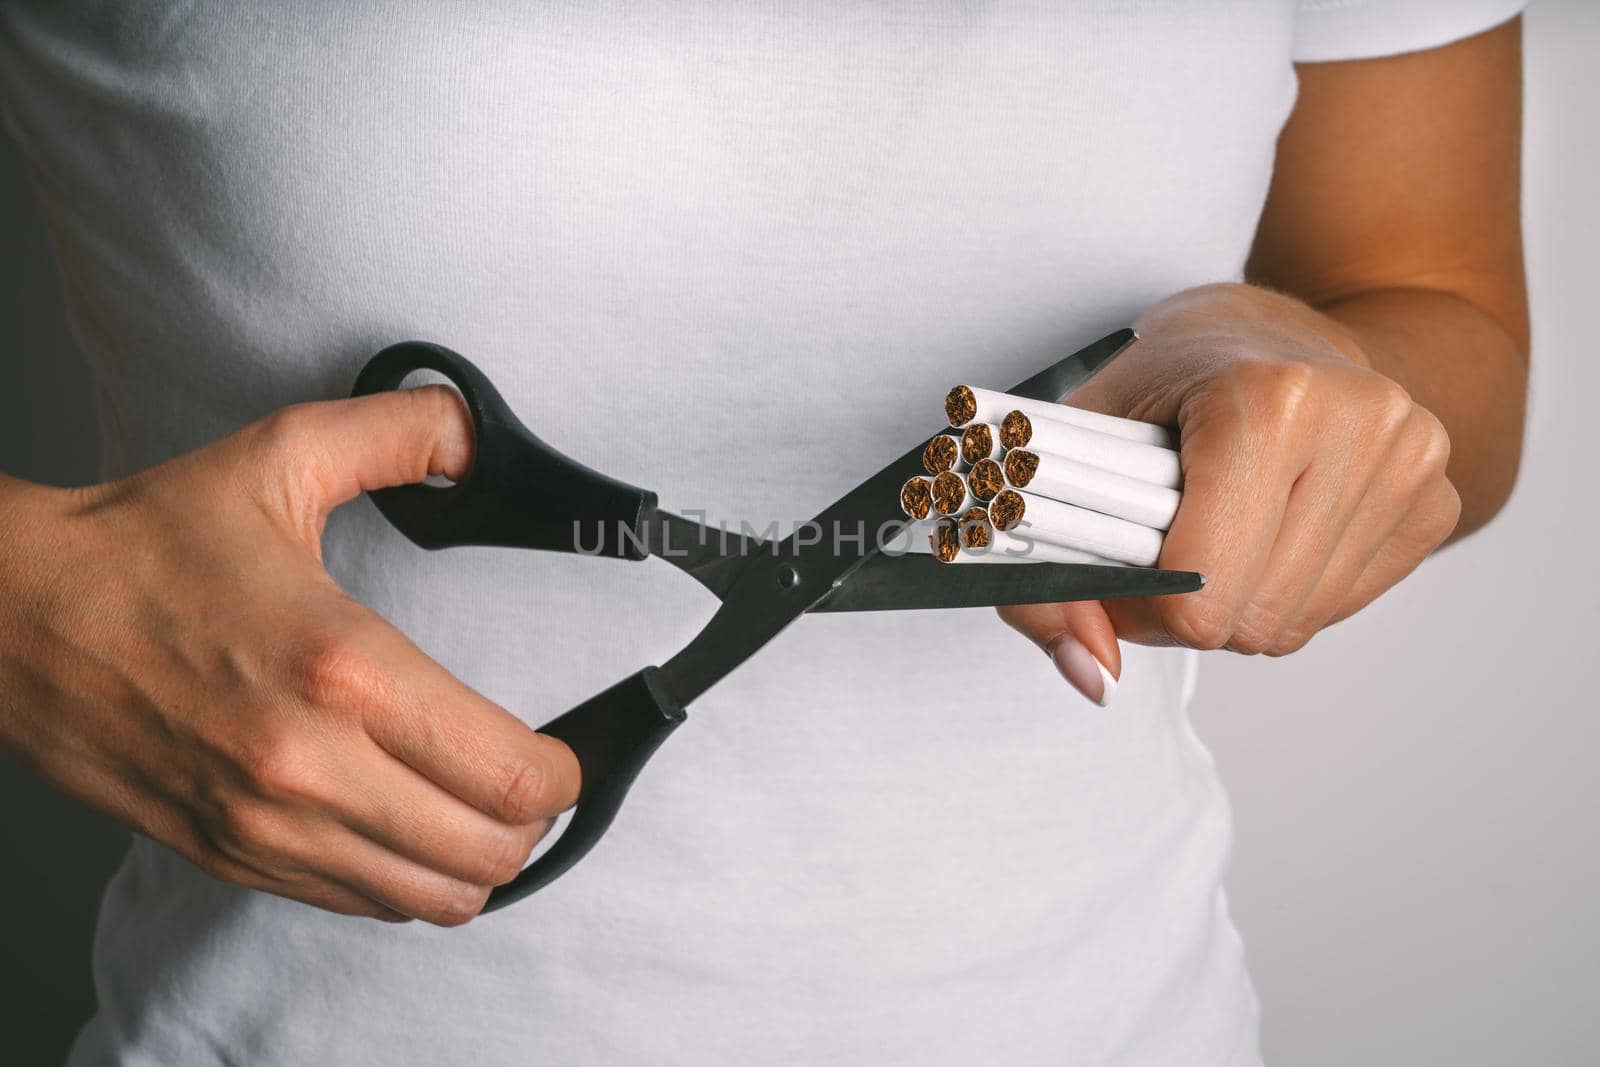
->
[995,285,1462,706]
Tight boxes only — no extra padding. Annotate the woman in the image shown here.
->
[0,3,1528,1064]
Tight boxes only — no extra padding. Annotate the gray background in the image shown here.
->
[1,2,1594,1063]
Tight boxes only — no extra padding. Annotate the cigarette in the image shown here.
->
[929,517,962,563]
[958,506,993,550]
[922,433,964,475]
[967,458,1006,502]
[940,527,1120,565]
[899,476,934,520]
[946,385,1173,448]
[974,528,1123,566]
[998,411,1182,490]
[960,423,1003,465]
[989,488,1164,567]
[930,470,975,516]
[1004,449,1181,531]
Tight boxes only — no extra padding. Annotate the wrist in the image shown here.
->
[1140,281,1375,368]
[0,477,82,752]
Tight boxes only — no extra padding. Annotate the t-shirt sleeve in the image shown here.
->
[1293,0,1529,62]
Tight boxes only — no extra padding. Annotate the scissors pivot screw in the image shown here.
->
[776,564,802,590]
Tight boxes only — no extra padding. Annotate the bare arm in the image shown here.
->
[1249,17,1529,536]
[1003,19,1529,699]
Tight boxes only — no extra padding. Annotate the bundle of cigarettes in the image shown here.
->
[897,385,1182,567]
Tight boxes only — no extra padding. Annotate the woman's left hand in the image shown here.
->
[1000,283,1462,704]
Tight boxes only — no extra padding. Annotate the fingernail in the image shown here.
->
[1046,635,1118,708]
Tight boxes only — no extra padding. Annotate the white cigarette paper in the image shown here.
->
[1004,449,1181,531]
[1003,412,1182,490]
[948,529,1123,566]
[989,489,1164,567]
[946,385,1173,448]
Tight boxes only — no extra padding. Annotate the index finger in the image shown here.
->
[362,634,582,825]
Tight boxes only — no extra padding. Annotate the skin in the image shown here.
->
[0,21,1528,921]
[1001,19,1528,688]
[0,389,578,924]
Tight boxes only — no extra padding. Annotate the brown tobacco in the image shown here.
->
[930,517,962,563]
[922,434,961,475]
[1002,448,1040,487]
[944,385,978,428]
[968,458,1006,501]
[959,506,993,549]
[989,488,1027,531]
[930,471,970,515]
[998,410,1033,449]
[960,423,996,465]
[900,476,933,520]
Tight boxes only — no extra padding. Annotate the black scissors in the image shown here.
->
[351,328,1202,911]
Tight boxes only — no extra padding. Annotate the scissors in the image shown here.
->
[351,328,1202,911]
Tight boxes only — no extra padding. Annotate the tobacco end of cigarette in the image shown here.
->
[922,434,960,475]
[1003,448,1040,488]
[959,506,993,549]
[960,423,993,465]
[945,385,977,427]
[931,517,961,563]
[899,476,933,520]
[968,458,1005,501]
[998,410,1032,449]
[989,488,1026,531]
[930,470,967,515]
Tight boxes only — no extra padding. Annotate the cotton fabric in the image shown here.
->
[0,2,1522,1063]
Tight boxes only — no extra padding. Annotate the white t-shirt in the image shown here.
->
[0,2,1522,1064]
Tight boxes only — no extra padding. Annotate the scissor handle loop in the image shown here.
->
[351,342,656,559]
[482,668,685,911]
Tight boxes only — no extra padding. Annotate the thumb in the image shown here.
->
[996,600,1122,708]
[244,385,475,550]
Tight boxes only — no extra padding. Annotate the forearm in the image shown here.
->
[1314,285,1528,537]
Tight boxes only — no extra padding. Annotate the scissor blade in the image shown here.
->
[656,328,1149,707]
[1008,327,1138,403]
[809,553,1203,612]
[644,509,768,599]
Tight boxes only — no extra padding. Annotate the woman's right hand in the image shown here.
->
[0,386,581,925]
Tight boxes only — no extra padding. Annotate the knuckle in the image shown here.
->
[1366,379,1415,434]
[215,798,280,856]
[1420,482,1463,548]
[429,885,491,927]
[1245,361,1317,429]
[176,823,251,884]
[499,759,551,823]
[409,383,462,424]
[1402,409,1453,480]
[231,728,321,802]
[1439,480,1464,527]
[191,848,238,883]
[1225,627,1273,657]
[252,405,318,463]
[1267,627,1315,657]
[1163,600,1234,651]
[1228,602,1286,656]
[289,636,392,712]
[483,826,535,886]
